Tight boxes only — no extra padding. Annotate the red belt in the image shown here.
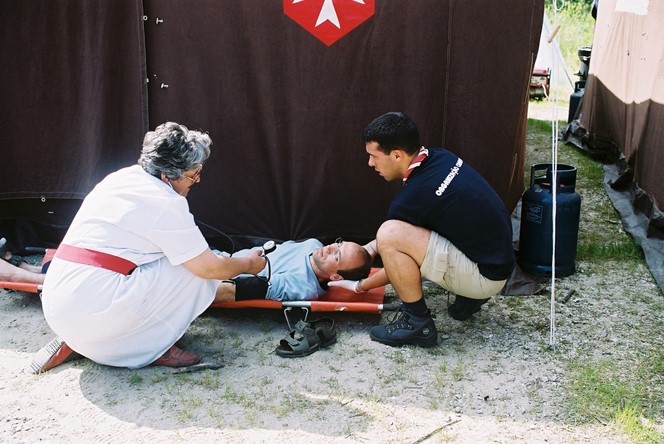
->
[54,244,137,276]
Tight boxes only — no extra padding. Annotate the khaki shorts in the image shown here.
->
[420,231,506,299]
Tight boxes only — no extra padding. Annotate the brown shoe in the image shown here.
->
[29,336,82,374]
[152,345,200,368]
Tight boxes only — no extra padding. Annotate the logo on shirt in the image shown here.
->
[435,158,463,196]
[284,0,375,46]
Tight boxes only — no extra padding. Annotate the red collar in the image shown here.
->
[403,147,429,183]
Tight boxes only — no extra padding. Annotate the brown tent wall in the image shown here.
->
[0,0,148,249]
[575,0,664,235]
[0,1,543,249]
[565,0,664,292]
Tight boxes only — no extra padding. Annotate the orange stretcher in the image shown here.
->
[0,248,55,294]
[211,269,396,327]
[0,250,399,327]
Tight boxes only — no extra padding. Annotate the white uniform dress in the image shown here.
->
[42,165,218,368]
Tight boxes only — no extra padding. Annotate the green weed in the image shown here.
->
[127,373,143,385]
[565,359,663,443]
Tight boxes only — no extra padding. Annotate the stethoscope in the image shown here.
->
[260,240,276,283]
[159,173,278,281]
[197,219,277,283]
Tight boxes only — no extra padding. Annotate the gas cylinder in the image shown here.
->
[568,81,585,123]
[518,163,581,277]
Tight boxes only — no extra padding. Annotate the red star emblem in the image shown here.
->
[284,0,375,46]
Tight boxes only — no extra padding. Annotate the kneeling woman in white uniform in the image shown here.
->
[40,122,266,369]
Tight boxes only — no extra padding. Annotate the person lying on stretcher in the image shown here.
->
[0,236,373,304]
[214,238,372,302]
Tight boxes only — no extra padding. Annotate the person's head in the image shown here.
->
[309,238,372,283]
[138,122,211,197]
[362,112,421,181]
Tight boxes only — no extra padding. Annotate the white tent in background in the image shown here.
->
[535,12,574,93]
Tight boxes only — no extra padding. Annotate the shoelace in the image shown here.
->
[385,309,414,333]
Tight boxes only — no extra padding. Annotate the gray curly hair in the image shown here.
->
[138,122,211,180]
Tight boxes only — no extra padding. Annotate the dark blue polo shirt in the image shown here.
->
[387,148,515,280]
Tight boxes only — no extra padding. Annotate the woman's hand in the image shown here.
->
[245,249,267,275]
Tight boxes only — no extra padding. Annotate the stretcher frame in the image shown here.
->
[211,273,398,328]
[0,247,54,294]
[0,250,400,328]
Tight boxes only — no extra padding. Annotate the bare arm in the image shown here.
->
[358,267,390,291]
[182,248,266,280]
[358,239,389,290]
[327,265,391,293]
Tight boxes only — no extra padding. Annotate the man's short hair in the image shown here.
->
[362,112,420,155]
[337,247,372,281]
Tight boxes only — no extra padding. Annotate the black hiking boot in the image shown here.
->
[369,310,438,347]
[447,296,490,321]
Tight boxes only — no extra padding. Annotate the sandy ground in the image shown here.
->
[2,260,660,444]
[1,103,662,443]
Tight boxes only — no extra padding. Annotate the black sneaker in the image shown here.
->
[447,296,490,321]
[369,310,438,347]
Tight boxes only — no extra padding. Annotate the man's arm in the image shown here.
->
[357,267,389,291]
[213,274,275,303]
[328,266,390,293]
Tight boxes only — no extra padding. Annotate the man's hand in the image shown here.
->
[328,279,363,293]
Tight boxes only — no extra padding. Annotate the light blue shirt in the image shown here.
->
[233,239,325,301]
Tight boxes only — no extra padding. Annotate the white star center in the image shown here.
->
[291,0,367,29]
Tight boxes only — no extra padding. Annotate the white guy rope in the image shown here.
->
[548,0,565,348]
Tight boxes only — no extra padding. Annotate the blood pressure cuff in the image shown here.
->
[232,275,269,301]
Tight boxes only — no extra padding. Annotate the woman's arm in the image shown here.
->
[182,248,266,280]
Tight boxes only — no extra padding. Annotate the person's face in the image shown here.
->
[310,239,365,281]
[170,165,202,197]
[365,141,403,182]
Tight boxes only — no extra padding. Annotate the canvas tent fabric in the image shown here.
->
[562,0,664,291]
[0,1,544,250]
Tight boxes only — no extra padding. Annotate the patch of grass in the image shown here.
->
[225,330,244,349]
[526,118,557,134]
[451,362,465,382]
[434,362,447,390]
[564,358,664,443]
[390,350,407,365]
[325,376,340,392]
[149,373,168,384]
[195,370,220,390]
[127,373,143,385]
[576,239,644,262]
[174,394,204,423]
[527,96,663,440]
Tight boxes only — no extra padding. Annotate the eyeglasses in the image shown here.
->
[334,237,343,263]
[183,167,203,184]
